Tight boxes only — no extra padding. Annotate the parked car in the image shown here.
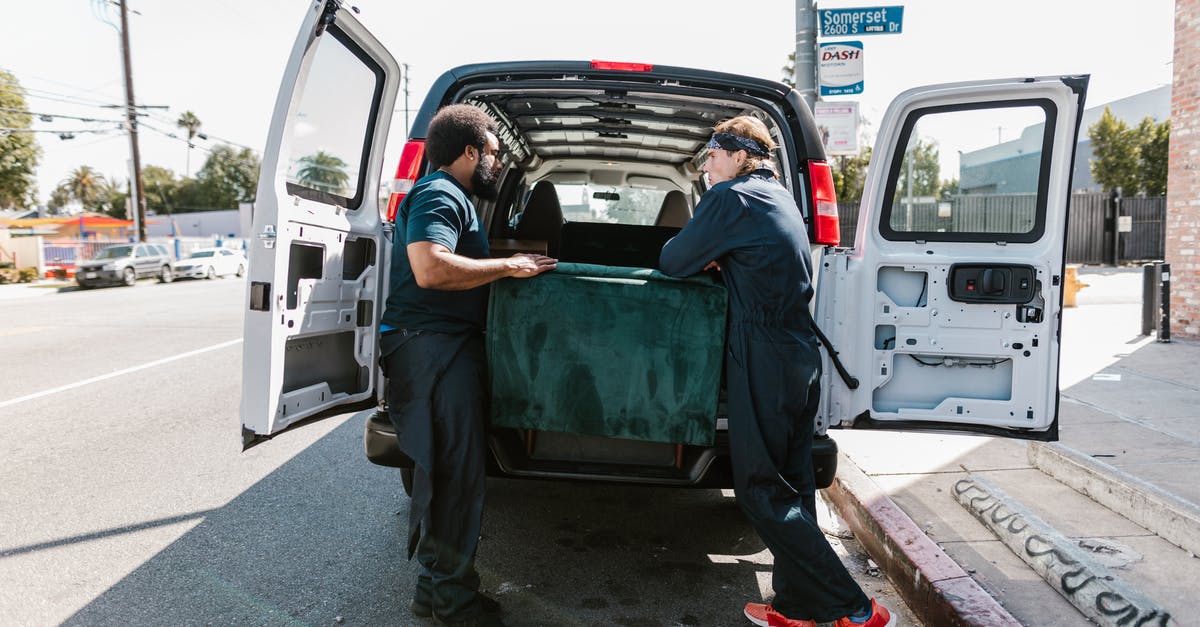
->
[172,247,247,280]
[241,2,1088,494]
[76,243,174,288]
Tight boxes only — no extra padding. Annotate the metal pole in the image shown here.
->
[796,0,817,110]
[402,62,410,138]
[118,0,147,242]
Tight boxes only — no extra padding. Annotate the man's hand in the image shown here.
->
[506,253,557,278]
[704,260,721,272]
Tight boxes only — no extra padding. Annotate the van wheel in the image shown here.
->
[205,266,216,280]
[400,468,414,497]
[122,267,136,286]
[158,265,173,283]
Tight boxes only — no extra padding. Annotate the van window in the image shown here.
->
[553,183,669,226]
[282,27,384,209]
[880,101,1055,243]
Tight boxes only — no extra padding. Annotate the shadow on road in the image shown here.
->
[63,412,772,626]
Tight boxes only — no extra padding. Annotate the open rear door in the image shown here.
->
[241,0,399,447]
[815,75,1088,440]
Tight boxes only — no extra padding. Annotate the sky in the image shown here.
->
[0,0,1177,208]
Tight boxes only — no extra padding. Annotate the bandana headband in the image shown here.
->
[706,132,770,157]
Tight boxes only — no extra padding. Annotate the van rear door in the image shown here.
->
[240,0,399,447]
[815,76,1088,440]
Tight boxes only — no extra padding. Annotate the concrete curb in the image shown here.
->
[824,452,1021,626]
[1028,441,1200,556]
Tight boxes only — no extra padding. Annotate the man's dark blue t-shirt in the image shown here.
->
[381,170,491,335]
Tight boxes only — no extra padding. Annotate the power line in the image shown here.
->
[0,106,124,124]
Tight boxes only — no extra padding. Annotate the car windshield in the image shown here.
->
[553,183,669,226]
[189,251,215,258]
[93,246,133,260]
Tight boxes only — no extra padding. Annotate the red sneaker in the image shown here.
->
[743,602,816,627]
[834,599,895,627]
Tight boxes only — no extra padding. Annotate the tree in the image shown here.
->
[1088,107,1142,195]
[0,70,41,209]
[61,166,102,209]
[294,150,349,195]
[832,146,871,201]
[95,176,128,218]
[173,144,260,211]
[1138,118,1169,196]
[142,165,179,214]
[176,111,202,178]
[896,139,941,199]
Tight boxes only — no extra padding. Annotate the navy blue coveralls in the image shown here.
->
[659,168,870,622]
[380,170,491,621]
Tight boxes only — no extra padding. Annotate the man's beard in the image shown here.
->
[472,160,500,200]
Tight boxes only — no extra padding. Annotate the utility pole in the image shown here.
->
[118,0,147,242]
[795,0,818,110]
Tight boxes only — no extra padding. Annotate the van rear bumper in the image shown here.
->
[364,409,838,489]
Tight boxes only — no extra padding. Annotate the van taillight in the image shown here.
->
[590,59,653,72]
[386,140,426,221]
[808,160,840,247]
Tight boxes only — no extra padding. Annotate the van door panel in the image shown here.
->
[240,1,399,445]
[816,76,1088,439]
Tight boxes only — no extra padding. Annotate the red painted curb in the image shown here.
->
[824,452,1021,627]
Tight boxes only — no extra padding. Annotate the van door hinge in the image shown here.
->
[258,224,277,249]
[316,0,349,36]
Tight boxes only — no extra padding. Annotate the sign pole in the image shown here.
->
[796,0,818,110]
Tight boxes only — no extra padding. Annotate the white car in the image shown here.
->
[173,247,246,280]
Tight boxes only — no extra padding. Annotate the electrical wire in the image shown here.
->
[0,107,124,124]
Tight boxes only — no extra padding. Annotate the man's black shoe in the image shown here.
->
[410,593,501,619]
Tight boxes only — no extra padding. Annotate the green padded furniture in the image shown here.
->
[487,262,727,446]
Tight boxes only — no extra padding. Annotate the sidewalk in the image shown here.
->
[823,267,1199,626]
[0,280,74,299]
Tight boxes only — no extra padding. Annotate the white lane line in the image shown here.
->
[0,338,244,410]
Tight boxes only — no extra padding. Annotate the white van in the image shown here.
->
[241,1,1088,492]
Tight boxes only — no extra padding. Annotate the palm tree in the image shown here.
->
[176,111,202,178]
[294,151,350,195]
[61,166,102,211]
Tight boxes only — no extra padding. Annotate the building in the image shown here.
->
[1168,0,1199,339]
[959,85,1171,194]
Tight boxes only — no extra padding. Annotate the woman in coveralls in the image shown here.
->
[659,116,894,627]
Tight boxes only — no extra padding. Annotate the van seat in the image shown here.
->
[558,223,681,270]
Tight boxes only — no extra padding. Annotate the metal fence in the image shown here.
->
[43,237,249,267]
[834,192,1166,265]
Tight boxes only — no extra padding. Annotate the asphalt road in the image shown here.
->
[0,277,914,627]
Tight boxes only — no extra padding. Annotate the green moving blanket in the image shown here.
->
[487,262,727,446]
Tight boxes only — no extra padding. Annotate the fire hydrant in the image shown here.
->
[1064,265,1088,307]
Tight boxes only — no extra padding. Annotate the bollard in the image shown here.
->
[1063,265,1088,308]
[1160,263,1171,343]
[1143,264,1160,336]
[1142,263,1172,341]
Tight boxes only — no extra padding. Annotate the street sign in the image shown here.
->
[819,6,903,37]
[819,41,864,96]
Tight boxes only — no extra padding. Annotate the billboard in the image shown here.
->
[813,101,859,156]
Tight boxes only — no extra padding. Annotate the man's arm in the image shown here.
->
[659,191,734,277]
[407,241,556,290]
